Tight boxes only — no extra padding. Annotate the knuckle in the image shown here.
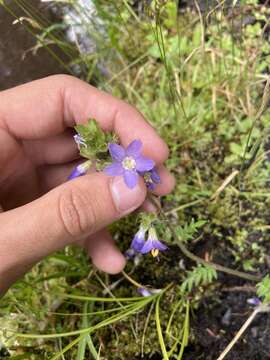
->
[57,186,97,237]
[49,74,75,83]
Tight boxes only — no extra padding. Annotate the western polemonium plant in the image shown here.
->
[68,119,168,259]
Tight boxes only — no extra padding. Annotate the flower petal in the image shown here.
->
[140,239,154,254]
[108,143,125,161]
[68,167,85,180]
[126,139,142,158]
[146,182,156,190]
[68,162,90,180]
[131,236,144,251]
[104,162,124,176]
[124,170,138,189]
[151,168,161,184]
[136,156,155,172]
[153,239,167,251]
[138,287,152,297]
[247,297,261,306]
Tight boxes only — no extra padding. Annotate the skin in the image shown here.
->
[0,75,175,295]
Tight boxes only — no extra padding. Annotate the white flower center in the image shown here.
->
[122,156,136,170]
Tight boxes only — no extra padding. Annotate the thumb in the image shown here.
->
[0,173,146,291]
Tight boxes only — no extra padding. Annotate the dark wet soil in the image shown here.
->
[186,291,270,359]
[0,0,65,90]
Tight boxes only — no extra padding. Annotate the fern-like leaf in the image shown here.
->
[256,275,270,303]
[175,219,207,243]
[181,264,217,293]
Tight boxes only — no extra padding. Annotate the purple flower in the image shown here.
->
[138,287,162,297]
[247,297,261,306]
[104,140,155,189]
[131,226,146,252]
[141,168,161,190]
[74,134,87,149]
[68,161,91,180]
[140,227,167,257]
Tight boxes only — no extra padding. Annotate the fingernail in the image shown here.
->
[110,177,145,213]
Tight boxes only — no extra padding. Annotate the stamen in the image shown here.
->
[122,156,136,170]
[151,249,159,257]
[144,172,153,183]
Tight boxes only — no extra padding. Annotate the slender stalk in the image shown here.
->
[240,74,270,176]
[122,270,145,288]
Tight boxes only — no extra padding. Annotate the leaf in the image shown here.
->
[256,275,270,303]
[155,296,169,360]
[175,219,207,243]
[74,119,118,160]
[181,265,217,294]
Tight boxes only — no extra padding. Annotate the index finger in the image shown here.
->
[0,75,169,164]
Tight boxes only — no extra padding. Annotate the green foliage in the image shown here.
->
[256,276,270,303]
[75,119,117,162]
[180,265,218,293]
[175,219,207,243]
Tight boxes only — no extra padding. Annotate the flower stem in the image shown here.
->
[121,270,145,288]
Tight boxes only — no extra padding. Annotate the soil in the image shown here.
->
[186,291,270,359]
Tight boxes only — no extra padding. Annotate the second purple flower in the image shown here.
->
[104,139,155,189]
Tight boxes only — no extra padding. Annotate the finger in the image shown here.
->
[141,199,158,213]
[0,75,168,164]
[152,165,175,196]
[40,162,174,200]
[39,160,97,192]
[40,163,174,200]
[23,129,79,165]
[38,161,81,192]
[84,229,126,274]
[0,173,146,293]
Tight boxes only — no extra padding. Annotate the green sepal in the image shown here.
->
[74,119,119,162]
[139,213,157,230]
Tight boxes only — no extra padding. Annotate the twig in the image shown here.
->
[165,198,205,215]
[221,285,256,293]
[211,170,239,200]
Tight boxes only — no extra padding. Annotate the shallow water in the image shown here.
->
[0,0,64,90]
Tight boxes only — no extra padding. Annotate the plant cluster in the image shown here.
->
[1,0,270,359]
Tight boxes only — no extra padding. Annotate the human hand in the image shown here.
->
[0,75,174,294]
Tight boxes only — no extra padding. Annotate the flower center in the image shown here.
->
[122,156,136,170]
